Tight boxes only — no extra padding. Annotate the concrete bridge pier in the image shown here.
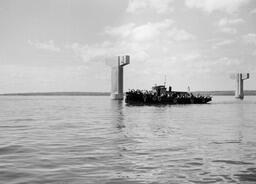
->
[234,73,249,99]
[110,55,130,100]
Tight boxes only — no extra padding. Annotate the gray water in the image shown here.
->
[0,96,256,184]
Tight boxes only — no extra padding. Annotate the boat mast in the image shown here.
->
[164,75,167,87]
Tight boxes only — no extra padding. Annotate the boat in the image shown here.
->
[125,85,212,105]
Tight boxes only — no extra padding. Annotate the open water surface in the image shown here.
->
[0,96,256,184]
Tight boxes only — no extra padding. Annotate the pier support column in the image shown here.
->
[110,55,130,100]
[232,73,249,99]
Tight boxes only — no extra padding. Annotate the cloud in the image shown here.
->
[127,0,174,14]
[243,33,256,45]
[217,17,244,34]
[106,21,166,42]
[243,33,256,55]
[131,22,168,41]
[66,42,118,63]
[167,28,195,41]
[185,0,251,13]
[183,52,201,61]
[218,18,244,27]
[130,20,174,41]
[212,39,234,49]
[220,27,237,34]
[105,23,136,38]
[250,8,256,14]
[67,19,195,73]
[186,56,243,74]
[28,40,61,52]
[105,19,194,42]
[67,40,150,64]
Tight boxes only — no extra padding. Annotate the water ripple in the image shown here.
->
[0,96,256,183]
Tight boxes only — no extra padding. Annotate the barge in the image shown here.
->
[125,85,212,105]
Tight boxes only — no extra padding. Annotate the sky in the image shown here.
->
[0,0,256,93]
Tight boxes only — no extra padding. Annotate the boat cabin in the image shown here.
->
[152,85,167,96]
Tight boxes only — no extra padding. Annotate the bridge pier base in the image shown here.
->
[234,73,249,99]
[110,55,130,100]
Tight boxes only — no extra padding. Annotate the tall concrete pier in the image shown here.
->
[110,55,130,100]
[233,73,249,99]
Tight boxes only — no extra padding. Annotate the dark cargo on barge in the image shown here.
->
[125,85,212,105]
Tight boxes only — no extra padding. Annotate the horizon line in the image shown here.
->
[1,90,256,96]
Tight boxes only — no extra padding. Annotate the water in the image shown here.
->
[0,96,256,184]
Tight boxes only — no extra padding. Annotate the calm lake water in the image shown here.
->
[0,96,256,184]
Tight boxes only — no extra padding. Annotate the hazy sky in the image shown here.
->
[0,0,256,93]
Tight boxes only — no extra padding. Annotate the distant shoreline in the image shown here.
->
[0,90,256,96]
[0,92,110,96]
[192,90,256,96]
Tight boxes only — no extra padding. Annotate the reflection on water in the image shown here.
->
[111,100,125,130]
[0,96,256,183]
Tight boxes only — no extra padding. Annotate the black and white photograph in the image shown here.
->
[0,0,256,183]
